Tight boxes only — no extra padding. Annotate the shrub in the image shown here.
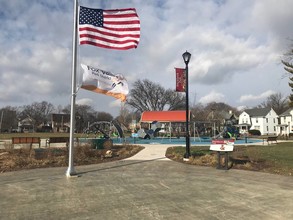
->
[248,129,261,136]
[4,142,14,151]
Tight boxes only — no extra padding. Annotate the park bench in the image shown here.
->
[264,136,278,145]
[46,137,70,147]
[12,137,41,148]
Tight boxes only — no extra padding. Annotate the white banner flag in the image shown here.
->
[81,64,129,101]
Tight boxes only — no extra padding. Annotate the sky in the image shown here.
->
[1,0,293,117]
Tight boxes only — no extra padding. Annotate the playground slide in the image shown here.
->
[212,126,237,139]
[93,125,110,139]
[212,130,224,139]
[112,120,124,138]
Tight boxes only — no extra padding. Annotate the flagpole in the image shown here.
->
[66,0,78,177]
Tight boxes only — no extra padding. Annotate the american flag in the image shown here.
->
[79,6,140,50]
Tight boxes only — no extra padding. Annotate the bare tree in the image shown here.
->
[96,112,113,122]
[191,102,239,122]
[165,89,186,110]
[191,103,209,122]
[126,79,185,113]
[258,92,289,115]
[19,101,55,126]
[116,106,133,128]
[282,46,293,107]
[61,104,93,132]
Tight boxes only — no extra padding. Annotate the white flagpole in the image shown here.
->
[66,0,78,177]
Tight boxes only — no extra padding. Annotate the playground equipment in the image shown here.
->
[82,120,124,149]
[137,121,162,139]
[212,126,239,139]
[83,120,124,138]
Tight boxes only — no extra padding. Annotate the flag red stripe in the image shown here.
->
[103,14,139,19]
[104,20,140,25]
[80,33,139,45]
[79,26,140,33]
[104,8,137,13]
[80,42,137,50]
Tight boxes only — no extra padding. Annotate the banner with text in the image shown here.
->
[175,68,185,92]
[81,64,129,101]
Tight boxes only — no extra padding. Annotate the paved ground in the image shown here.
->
[0,144,293,220]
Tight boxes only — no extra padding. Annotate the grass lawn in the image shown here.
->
[166,142,293,176]
[250,143,293,174]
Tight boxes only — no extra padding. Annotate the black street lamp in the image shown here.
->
[182,51,191,160]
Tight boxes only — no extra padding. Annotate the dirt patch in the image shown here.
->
[0,144,144,173]
[166,151,275,174]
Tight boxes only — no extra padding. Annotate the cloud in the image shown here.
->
[249,0,293,51]
[109,99,123,108]
[76,98,93,106]
[198,90,225,104]
[189,31,272,85]
[239,90,276,103]
[236,105,247,111]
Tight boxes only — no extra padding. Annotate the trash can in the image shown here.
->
[91,139,113,149]
[34,148,47,160]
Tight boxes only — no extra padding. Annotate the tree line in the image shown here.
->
[0,83,289,133]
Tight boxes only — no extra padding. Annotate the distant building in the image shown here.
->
[277,108,293,136]
[140,110,191,136]
[51,114,70,132]
[238,107,278,135]
[18,117,35,133]
[0,110,17,132]
[220,110,239,126]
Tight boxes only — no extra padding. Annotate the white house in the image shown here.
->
[238,107,278,135]
[277,108,293,136]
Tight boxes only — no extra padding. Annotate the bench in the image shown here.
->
[12,137,41,148]
[46,137,69,147]
[264,136,278,145]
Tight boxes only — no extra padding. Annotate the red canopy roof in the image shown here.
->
[140,111,190,123]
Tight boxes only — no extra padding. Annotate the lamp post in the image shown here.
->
[211,108,216,137]
[182,51,191,160]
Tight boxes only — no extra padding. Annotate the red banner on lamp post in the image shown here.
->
[175,68,185,92]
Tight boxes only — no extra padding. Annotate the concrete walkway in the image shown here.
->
[0,144,293,220]
[125,144,171,161]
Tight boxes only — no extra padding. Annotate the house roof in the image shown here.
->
[243,107,271,117]
[279,108,293,117]
[220,111,238,120]
[140,111,190,123]
[20,117,35,125]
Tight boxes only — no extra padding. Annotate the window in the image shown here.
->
[267,126,269,131]
[256,118,258,123]
[266,118,268,123]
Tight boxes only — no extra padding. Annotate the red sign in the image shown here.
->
[212,139,235,144]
